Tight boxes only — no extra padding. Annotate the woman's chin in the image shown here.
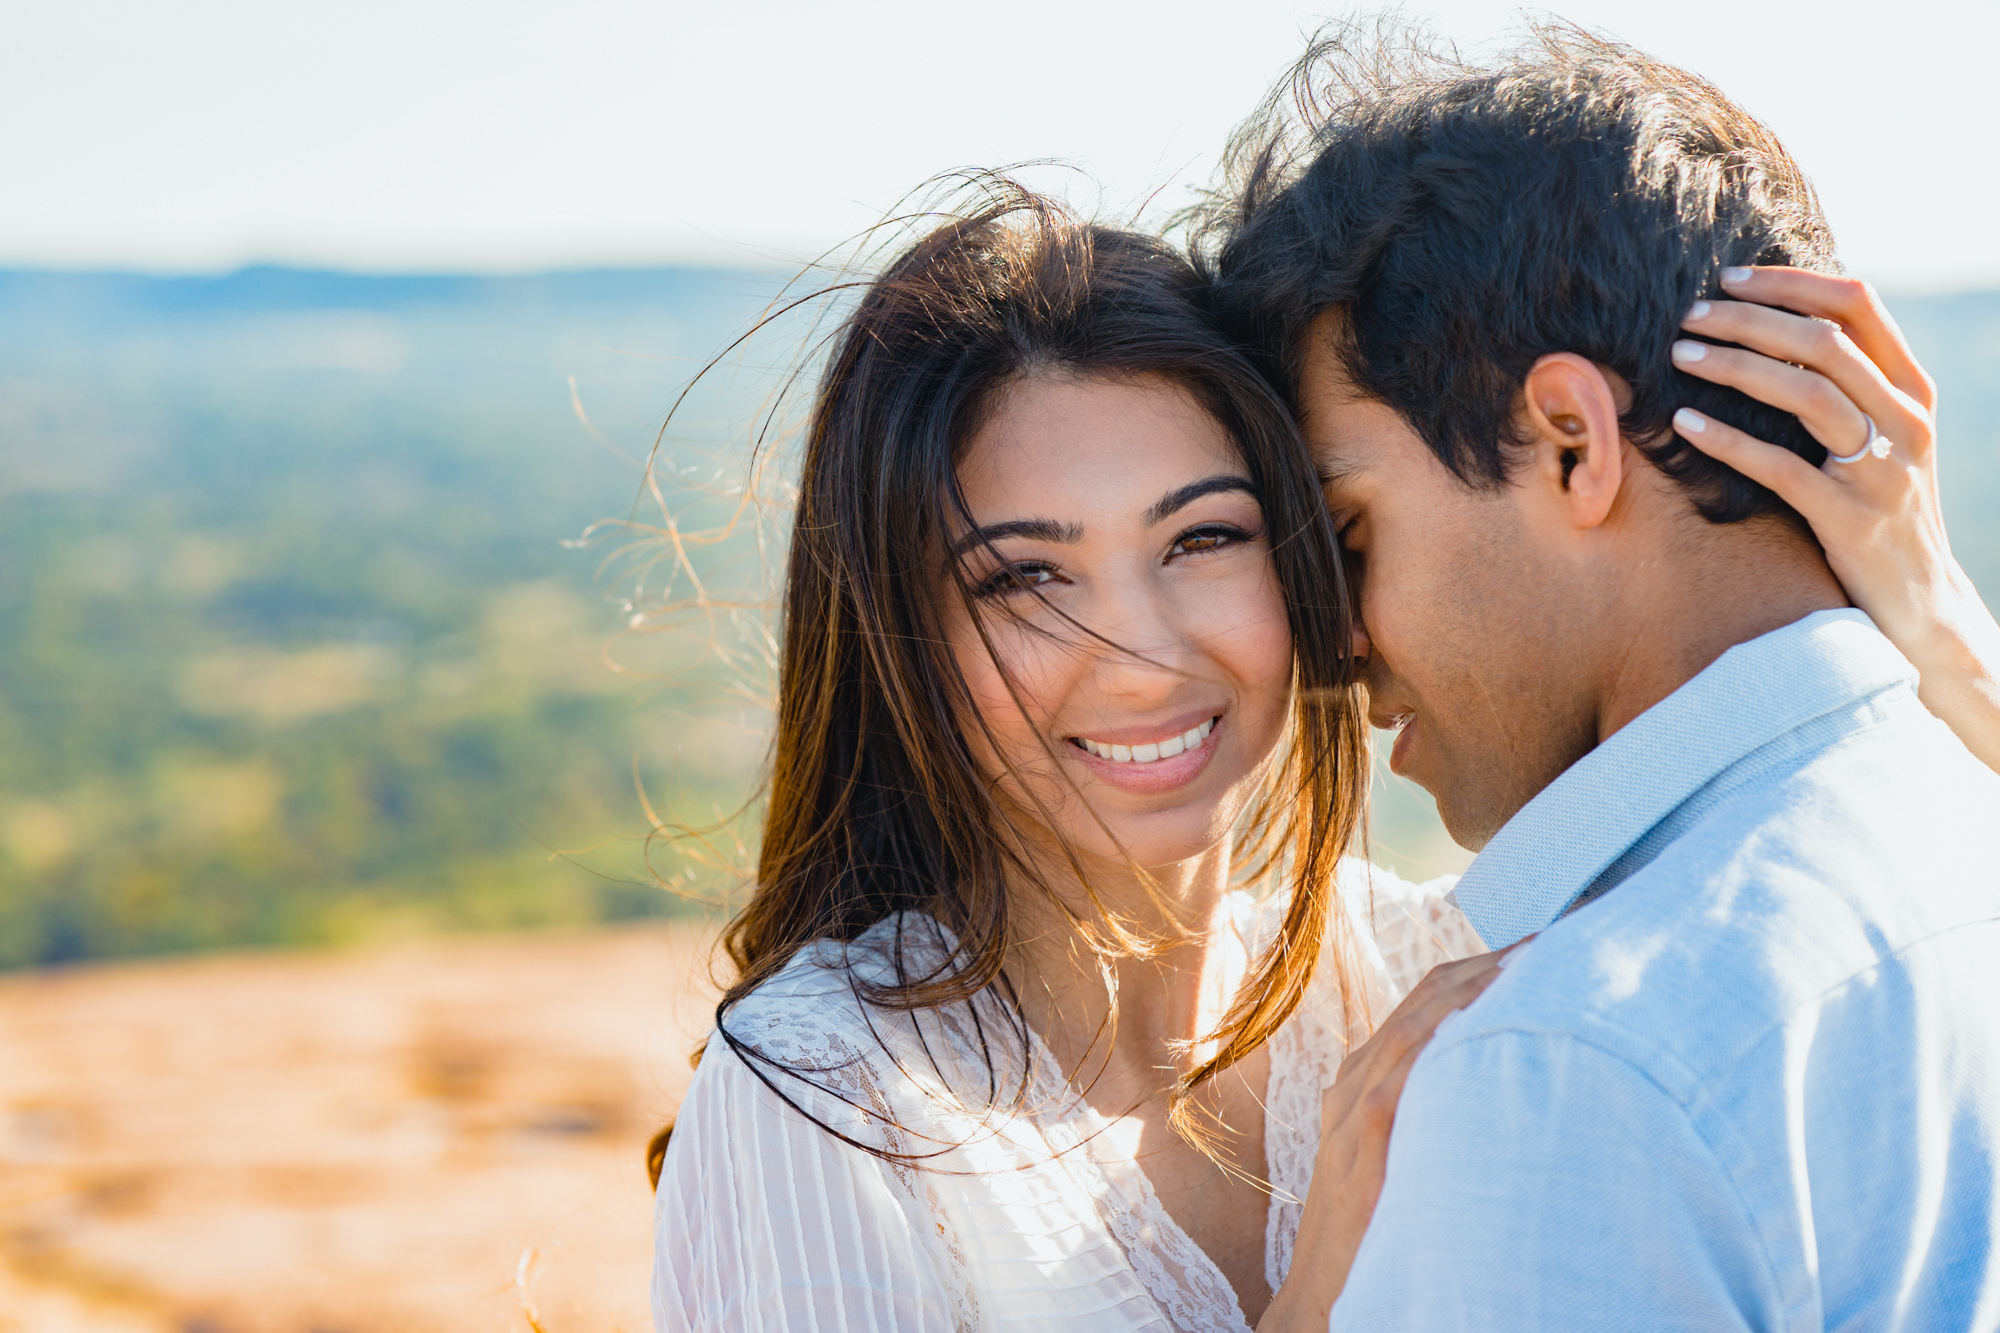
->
[1060,826,1238,880]
[1062,787,1265,875]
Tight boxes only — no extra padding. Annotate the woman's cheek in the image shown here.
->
[1236,621,1296,751]
[1210,563,1294,697]
[951,624,1066,775]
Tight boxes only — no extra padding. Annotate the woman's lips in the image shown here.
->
[1066,714,1224,793]
[1074,716,1213,765]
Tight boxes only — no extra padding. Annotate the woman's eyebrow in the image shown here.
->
[949,475,1256,557]
[1144,475,1258,526]
[949,518,1084,558]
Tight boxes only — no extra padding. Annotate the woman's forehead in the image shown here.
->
[955,375,1242,520]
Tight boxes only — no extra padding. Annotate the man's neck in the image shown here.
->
[1595,519,1848,744]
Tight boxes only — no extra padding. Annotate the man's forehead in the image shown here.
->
[1295,307,1360,406]
[1316,449,1372,490]
[1296,384,1390,485]
[1294,311,1379,444]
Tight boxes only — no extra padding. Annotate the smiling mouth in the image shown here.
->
[1069,717,1216,766]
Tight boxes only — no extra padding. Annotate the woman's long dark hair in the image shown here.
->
[648,187,1369,1186]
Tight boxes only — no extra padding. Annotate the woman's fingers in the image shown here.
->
[1326,960,1500,1144]
[1715,266,1934,409]
[1375,955,1501,1041]
[1336,950,1510,1086]
[1401,949,1512,1021]
[1671,407,1837,517]
[1672,271,1940,508]
[1669,338,1884,460]
[1680,299,1924,454]
[1358,1023,1434,1132]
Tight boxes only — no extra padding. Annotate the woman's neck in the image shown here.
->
[1003,835,1251,1100]
[995,830,1281,1320]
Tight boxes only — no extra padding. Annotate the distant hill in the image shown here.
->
[0,269,1994,965]
[1891,290,2000,591]
[0,266,796,966]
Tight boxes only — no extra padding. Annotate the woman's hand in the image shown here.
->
[1256,945,1520,1332]
[1670,266,2000,773]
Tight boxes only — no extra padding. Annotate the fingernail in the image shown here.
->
[1720,266,1753,286]
[1674,407,1706,434]
[1686,300,1711,321]
[1671,340,1708,363]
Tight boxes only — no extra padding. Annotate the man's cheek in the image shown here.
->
[1355,570,1413,668]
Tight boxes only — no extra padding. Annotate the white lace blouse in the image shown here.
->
[652,859,1482,1333]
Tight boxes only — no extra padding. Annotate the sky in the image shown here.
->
[4,0,1995,290]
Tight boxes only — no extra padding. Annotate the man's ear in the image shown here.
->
[1519,353,1628,531]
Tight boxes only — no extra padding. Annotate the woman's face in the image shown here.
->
[943,372,1295,873]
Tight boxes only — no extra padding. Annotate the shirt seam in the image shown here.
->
[1438,906,2000,1082]
[1421,1025,1787,1313]
[1427,910,2000,1325]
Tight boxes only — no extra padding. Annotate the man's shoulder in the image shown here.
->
[1442,703,2000,1097]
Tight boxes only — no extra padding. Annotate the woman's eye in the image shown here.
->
[974,562,1060,597]
[1170,524,1254,558]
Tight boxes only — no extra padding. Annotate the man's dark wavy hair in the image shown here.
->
[1186,19,1840,524]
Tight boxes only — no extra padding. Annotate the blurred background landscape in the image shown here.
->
[0,265,791,1332]
[0,265,786,969]
[7,267,1999,970]
[4,0,1996,1328]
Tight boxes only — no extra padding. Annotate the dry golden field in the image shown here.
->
[0,923,719,1333]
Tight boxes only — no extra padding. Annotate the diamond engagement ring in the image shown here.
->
[1829,413,1894,465]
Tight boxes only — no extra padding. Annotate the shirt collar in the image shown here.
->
[1451,609,1916,949]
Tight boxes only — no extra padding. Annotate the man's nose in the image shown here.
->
[1350,617,1373,664]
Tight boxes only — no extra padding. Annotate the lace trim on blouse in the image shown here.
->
[655,859,1481,1333]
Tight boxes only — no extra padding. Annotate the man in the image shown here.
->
[1202,25,2000,1329]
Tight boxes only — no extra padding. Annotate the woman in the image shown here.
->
[651,193,2000,1331]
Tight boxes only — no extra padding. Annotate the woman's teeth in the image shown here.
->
[1077,718,1214,765]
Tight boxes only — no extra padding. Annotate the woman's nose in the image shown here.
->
[1089,603,1196,697]
[1100,630,1192,694]
[1350,618,1373,664]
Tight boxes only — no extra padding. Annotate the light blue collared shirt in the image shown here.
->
[1333,610,2000,1331]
